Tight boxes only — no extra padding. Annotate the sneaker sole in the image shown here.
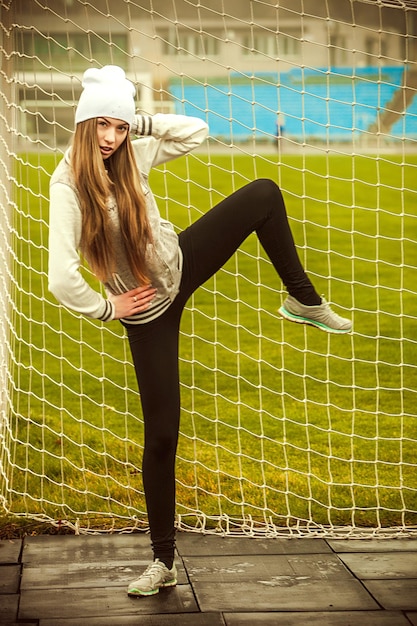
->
[127,578,177,597]
[278,306,351,334]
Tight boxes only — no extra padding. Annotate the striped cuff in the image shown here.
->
[99,299,114,322]
[132,115,153,136]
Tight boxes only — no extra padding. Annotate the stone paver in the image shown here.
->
[0,532,415,624]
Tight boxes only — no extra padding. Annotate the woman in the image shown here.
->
[48,65,351,597]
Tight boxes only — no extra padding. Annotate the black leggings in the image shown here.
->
[125,179,319,566]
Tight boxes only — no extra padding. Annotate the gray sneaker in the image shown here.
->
[278,295,352,334]
[127,559,177,596]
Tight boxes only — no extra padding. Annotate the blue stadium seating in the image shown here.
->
[391,87,417,137]
[169,67,416,141]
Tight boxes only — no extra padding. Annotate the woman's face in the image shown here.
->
[96,116,129,159]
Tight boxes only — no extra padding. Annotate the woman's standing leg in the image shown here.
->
[125,304,182,570]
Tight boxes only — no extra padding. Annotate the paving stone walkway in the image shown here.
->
[1,532,417,625]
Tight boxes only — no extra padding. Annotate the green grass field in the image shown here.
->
[2,150,417,532]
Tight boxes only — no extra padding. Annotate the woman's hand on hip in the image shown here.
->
[109,285,157,319]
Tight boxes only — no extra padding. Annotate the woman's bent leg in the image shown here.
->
[178,178,351,333]
[179,178,320,305]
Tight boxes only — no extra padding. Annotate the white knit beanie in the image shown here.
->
[75,65,136,127]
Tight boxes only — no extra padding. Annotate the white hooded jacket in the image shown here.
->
[48,114,208,324]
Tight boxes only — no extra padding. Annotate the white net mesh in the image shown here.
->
[0,0,416,537]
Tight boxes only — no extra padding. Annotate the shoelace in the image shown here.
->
[141,561,166,580]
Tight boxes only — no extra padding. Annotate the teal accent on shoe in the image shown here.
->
[128,586,160,597]
[278,305,351,334]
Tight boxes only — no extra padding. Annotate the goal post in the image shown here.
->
[0,0,416,537]
[0,1,14,516]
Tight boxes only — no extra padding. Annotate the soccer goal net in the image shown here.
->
[0,0,416,538]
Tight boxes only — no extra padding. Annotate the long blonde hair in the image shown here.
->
[71,118,152,285]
